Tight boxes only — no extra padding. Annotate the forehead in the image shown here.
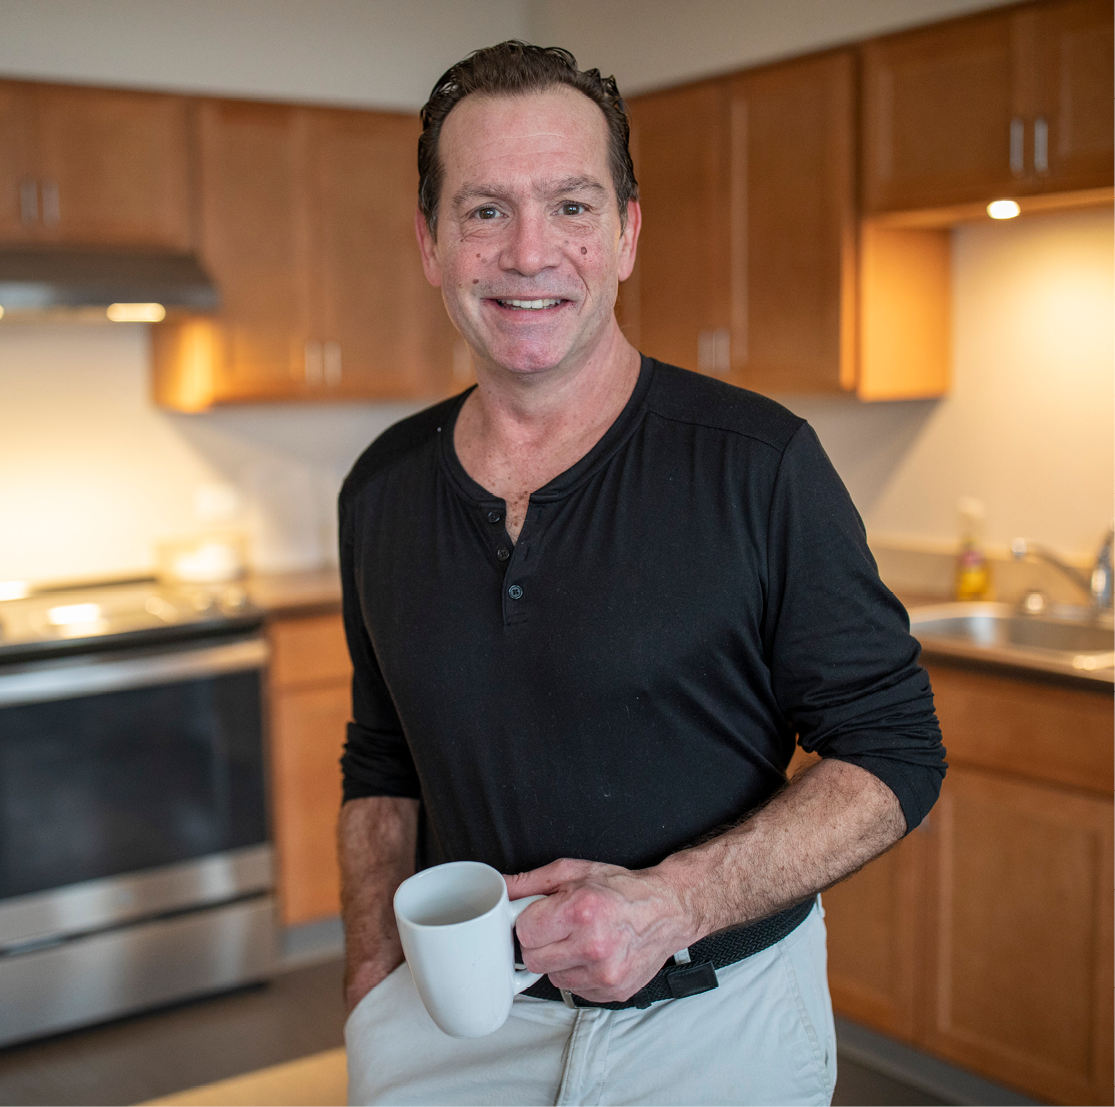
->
[438,86,611,188]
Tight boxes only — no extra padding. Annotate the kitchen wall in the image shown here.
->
[0,0,530,111]
[530,0,1019,94]
[0,323,422,581]
[784,205,1114,567]
[0,0,1109,587]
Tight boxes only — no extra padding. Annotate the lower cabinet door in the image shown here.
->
[269,682,349,926]
[921,767,1114,1106]
[823,830,925,1041]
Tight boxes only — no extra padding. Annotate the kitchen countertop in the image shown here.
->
[244,568,342,617]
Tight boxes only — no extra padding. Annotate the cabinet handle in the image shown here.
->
[698,328,731,375]
[1009,118,1025,176]
[1033,118,1048,174]
[323,341,342,386]
[40,180,60,225]
[19,179,37,224]
[304,340,323,386]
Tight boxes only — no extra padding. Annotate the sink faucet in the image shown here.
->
[1011,526,1114,612]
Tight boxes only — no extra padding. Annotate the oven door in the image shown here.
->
[0,635,270,920]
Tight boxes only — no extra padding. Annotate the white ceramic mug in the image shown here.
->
[393,860,545,1038]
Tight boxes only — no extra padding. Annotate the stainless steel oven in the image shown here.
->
[0,583,276,1046]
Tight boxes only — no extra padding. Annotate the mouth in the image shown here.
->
[491,298,566,311]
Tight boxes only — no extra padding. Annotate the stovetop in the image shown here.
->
[0,580,263,663]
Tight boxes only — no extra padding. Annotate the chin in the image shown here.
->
[487,342,571,375]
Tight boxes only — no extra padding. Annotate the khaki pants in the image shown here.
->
[345,900,836,1106]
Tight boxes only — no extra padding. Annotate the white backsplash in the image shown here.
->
[0,321,422,585]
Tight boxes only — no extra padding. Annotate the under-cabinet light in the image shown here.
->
[107,302,166,322]
[987,200,1021,220]
[0,580,28,601]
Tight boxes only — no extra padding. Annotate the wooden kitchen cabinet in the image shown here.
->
[1028,0,1115,193]
[0,80,192,249]
[304,108,456,400]
[823,661,1114,1105]
[0,83,33,241]
[824,830,926,1042]
[923,766,1113,1106]
[156,100,310,406]
[625,79,731,377]
[626,53,949,399]
[726,51,857,394]
[267,612,351,927]
[861,0,1113,215]
[153,100,456,409]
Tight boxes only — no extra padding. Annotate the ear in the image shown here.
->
[616,199,641,283]
[414,208,443,288]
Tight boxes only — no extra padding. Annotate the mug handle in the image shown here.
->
[507,894,546,993]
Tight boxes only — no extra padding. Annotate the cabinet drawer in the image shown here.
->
[269,613,351,690]
[925,662,1113,795]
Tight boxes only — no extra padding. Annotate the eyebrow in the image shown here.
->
[452,176,610,208]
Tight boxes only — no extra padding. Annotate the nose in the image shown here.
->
[501,206,561,278]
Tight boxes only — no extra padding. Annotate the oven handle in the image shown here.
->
[0,637,269,708]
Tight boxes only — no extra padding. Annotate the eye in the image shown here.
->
[560,202,587,216]
[474,206,501,220]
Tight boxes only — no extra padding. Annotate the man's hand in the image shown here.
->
[506,758,906,1004]
[505,859,696,1003]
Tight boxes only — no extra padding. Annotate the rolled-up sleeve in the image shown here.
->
[763,424,946,831]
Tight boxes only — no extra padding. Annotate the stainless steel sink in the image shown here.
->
[908,602,1114,682]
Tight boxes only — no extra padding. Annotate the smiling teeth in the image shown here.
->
[500,299,561,309]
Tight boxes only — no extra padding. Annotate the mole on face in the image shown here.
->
[473,279,479,284]
[581,247,588,255]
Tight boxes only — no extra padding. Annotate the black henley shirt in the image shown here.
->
[339,357,945,876]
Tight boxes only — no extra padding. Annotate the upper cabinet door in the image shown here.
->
[728,51,857,394]
[862,10,1016,213]
[0,83,35,240]
[30,85,192,249]
[195,100,309,400]
[863,0,1113,215]
[626,80,731,376]
[1031,0,1114,191]
[304,109,455,400]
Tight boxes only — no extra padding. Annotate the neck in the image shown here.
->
[464,318,640,454]
[452,318,641,541]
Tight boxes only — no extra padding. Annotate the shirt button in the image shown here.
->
[486,510,502,524]
[496,547,510,562]
[507,584,523,600]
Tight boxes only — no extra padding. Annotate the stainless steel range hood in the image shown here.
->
[0,249,219,320]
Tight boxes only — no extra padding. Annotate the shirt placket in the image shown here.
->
[477,500,533,626]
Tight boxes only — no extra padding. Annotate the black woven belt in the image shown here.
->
[522,897,815,1010]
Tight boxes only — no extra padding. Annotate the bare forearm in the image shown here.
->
[337,795,419,1013]
[660,758,906,944]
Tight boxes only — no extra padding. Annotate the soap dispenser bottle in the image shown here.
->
[955,497,992,601]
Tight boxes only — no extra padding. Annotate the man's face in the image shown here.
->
[416,86,640,378]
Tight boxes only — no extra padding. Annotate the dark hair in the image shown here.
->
[418,40,638,238]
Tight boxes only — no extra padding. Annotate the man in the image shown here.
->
[339,41,944,1106]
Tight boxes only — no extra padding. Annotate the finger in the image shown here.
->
[504,857,594,899]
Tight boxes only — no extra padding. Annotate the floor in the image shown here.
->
[0,958,1025,1106]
